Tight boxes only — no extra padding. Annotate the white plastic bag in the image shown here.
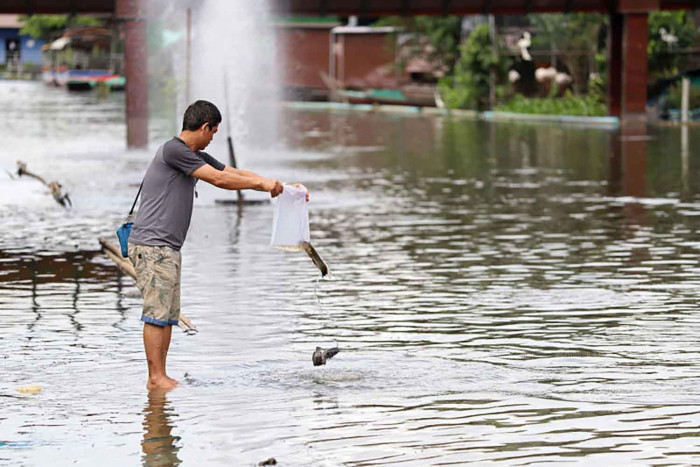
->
[270,184,309,251]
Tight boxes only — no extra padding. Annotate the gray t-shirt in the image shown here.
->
[129,137,226,250]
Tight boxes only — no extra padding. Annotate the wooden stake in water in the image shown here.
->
[682,77,690,123]
[223,71,244,206]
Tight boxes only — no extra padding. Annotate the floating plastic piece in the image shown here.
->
[16,385,42,394]
[270,184,310,250]
[271,185,329,276]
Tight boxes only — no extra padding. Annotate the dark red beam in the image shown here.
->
[278,0,690,16]
[0,0,115,14]
[0,0,695,15]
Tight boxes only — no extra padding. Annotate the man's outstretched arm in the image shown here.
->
[224,166,309,201]
[223,166,260,178]
[191,164,283,196]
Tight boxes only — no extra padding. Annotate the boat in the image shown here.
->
[336,86,437,107]
[42,27,124,92]
[320,72,437,107]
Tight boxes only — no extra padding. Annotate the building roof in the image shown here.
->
[332,26,401,35]
[0,14,21,29]
[276,22,340,29]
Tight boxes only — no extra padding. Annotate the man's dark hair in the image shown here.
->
[182,100,222,131]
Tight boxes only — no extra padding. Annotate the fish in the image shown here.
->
[302,242,328,277]
[312,346,340,366]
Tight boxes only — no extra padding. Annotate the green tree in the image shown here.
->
[648,11,696,80]
[19,15,103,41]
[528,13,606,94]
[438,24,504,110]
[375,15,462,75]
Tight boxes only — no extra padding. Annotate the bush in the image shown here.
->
[665,81,700,110]
[438,24,508,110]
[496,92,607,116]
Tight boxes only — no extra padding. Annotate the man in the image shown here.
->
[128,100,287,390]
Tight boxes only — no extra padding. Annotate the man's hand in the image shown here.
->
[265,179,284,197]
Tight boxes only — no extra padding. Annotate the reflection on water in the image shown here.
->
[142,392,181,466]
[3,82,700,465]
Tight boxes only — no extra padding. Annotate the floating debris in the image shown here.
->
[15,160,72,207]
[16,385,42,394]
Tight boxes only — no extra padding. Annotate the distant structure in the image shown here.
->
[277,20,442,106]
[2,0,697,145]
[0,15,45,76]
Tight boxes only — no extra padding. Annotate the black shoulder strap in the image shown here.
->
[129,181,144,216]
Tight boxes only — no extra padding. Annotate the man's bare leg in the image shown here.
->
[144,323,177,390]
[161,325,179,386]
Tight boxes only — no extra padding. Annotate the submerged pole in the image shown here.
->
[682,77,690,123]
[117,0,149,149]
[489,14,497,110]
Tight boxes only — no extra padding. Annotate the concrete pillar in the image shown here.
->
[609,0,658,119]
[608,13,649,119]
[116,0,148,149]
[608,14,623,118]
[622,14,649,118]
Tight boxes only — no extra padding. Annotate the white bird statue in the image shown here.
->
[554,72,573,85]
[508,70,521,83]
[659,27,679,50]
[517,32,532,61]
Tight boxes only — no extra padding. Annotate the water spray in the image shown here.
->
[215,70,268,207]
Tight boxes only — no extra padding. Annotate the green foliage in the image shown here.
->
[496,92,607,116]
[648,11,696,79]
[413,16,462,72]
[587,72,606,103]
[665,81,700,110]
[529,13,603,52]
[19,15,103,40]
[528,13,605,94]
[438,24,506,110]
[375,15,462,73]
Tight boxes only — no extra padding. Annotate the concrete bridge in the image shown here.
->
[1,0,694,147]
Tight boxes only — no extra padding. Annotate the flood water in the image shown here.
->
[3,81,700,465]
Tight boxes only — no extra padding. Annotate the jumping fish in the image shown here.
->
[312,346,340,366]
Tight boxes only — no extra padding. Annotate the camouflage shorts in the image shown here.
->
[128,243,181,327]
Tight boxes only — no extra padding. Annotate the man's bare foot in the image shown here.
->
[147,376,179,390]
[166,375,180,386]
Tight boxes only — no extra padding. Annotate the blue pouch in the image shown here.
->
[117,182,143,258]
[116,221,133,258]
